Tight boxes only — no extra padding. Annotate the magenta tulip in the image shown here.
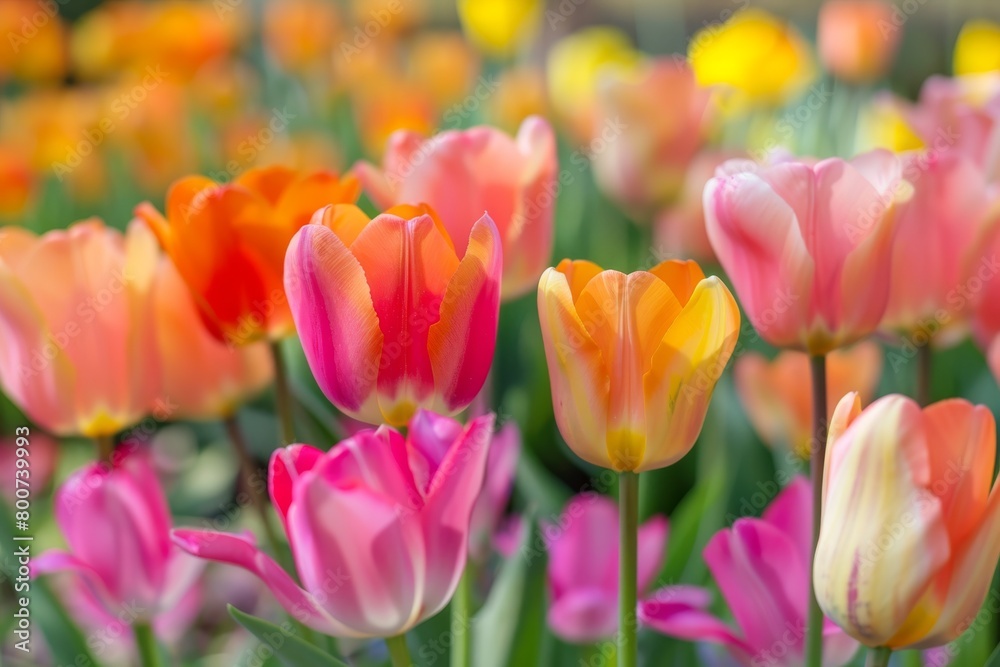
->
[172,410,494,638]
[469,421,520,561]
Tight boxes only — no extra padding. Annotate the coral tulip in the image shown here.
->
[173,411,494,638]
[818,1,901,84]
[135,166,360,345]
[814,393,1000,649]
[0,219,159,437]
[735,342,883,458]
[284,204,501,426]
[705,151,908,354]
[354,117,556,298]
[591,58,713,214]
[33,447,203,631]
[546,494,668,643]
[641,478,859,666]
[882,151,998,337]
[537,258,740,472]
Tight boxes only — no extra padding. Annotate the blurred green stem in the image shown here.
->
[134,622,160,667]
[806,354,828,667]
[270,340,296,444]
[451,564,473,667]
[386,634,413,667]
[902,650,924,667]
[917,344,932,406]
[866,647,892,667]
[619,471,639,667]
[95,434,115,463]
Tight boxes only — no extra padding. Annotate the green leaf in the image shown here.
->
[985,641,1000,667]
[227,605,348,667]
[472,516,547,667]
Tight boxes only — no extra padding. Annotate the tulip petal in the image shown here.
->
[642,277,740,472]
[284,224,383,424]
[427,214,502,414]
[762,476,813,567]
[548,587,618,643]
[171,529,355,637]
[648,259,706,306]
[32,550,120,613]
[537,267,611,468]
[406,410,463,493]
[269,444,325,527]
[555,259,604,302]
[639,587,754,660]
[637,515,669,592]
[313,204,372,247]
[322,428,423,511]
[548,495,620,598]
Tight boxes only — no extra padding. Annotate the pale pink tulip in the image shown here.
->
[641,478,859,666]
[173,410,494,638]
[546,494,668,643]
[0,219,159,436]
[353,116,556,298]
[705,151,908,354]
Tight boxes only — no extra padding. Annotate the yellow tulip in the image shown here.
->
[537,259,740,472]
[954,19,1000,76]
[457,0,541,58]
[688,9,815,106]
[854,94,924,153]
[815,393,1000,650]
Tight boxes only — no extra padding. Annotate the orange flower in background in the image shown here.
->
[140,0,247,80]
[0,220,159,437]
[0,145,35,218]
[135,166,360,345]
[818,0,901,83]
[264,0,341,73]
[144,223,273,421]
[735,342,883,458]
[69,1,147,80]
[486,65,549,132]
[407,32,482,111]
[0,0,68,83]
[353,77,438,156]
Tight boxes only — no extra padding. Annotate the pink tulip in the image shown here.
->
[546,494,668,643]
[591,58,712,214]
[0,219,159,437]
[172,410,494,638]
[705,151,907,354]
[882,151,997,336]
[469,421,520,561]
[1,433,57,502]
[640,478,859,666]
[33,446,203,631]
[353,116,556,298]
[284,205,502,427]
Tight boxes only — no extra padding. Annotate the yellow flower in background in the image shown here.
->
[954,19,1000,76]
[457,0,541,58]
[537,259,740,472]
[855,93,925,153]
[689,9,815,107]
[486,65,550,133]
[547,27,644,139]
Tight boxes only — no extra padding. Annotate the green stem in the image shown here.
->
[223,415,286,564]
[619,472,639,667]
[916,343,932,406]
[901,650,925,667]
[451,565,473,667]
[865,646,892,667]
[271,340,296,444]
[95,434,115,463]
[386,634,413,667]
[134,622,161,667]
[806,354,828,667]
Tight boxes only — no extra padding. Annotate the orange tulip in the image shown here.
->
[264,0,341,73]
[537,259,740,472]
[818,0,901,83]
[0,145,35,218]
[135,166,360,345]
[735,342,883,458]
[0,220,159,437]
[0,0,68,83]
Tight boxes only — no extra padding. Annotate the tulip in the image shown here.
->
[688,9,815,107]
[735,342,883,458]
[354,116,556,298]
[172,410,494,638]
[654,149,745,262]
[145,221,273,421]
[814,393,1000,649]
[33,447,203,637]
[0,219,159,437]
[408,32,481,110]
[591,58,713,214]
[263,0,341,73]
[0,144,34,218]
[0,0,68,83]
[882,151,998,337]
[485,65,550,133]
[537,258,740,473]
[641,478,860,666]
[546,494,668,643]
[954,20,1000,77]
[705,150,908,355]
[0,433,57,503]
[854,93,924,154]
[469,422,521,561]
[457,0,541,58]
[284,204,501,426]
[135,165,360,345]
[546,27,644,140]
[817,1,901,84]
